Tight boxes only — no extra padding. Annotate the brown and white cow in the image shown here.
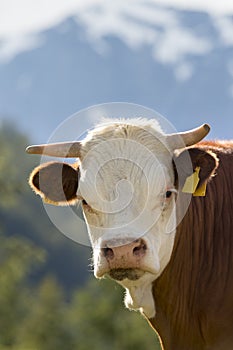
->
[26,119,233,350]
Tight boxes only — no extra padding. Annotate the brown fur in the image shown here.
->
[149,141,233,350]
[173,147,219,190]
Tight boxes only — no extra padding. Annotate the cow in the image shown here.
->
[26,119,233,350]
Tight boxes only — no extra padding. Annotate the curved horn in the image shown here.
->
[26,141,81,158]
[166,124,210,150]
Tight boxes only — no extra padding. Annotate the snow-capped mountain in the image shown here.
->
[0,1,233,141]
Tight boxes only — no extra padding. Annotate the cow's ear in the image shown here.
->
[29,162,80,205]
[174,147,219,190]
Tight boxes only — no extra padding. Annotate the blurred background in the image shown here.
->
[0,0,233,349]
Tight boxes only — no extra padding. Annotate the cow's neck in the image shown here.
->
[147,161,233,350]
[148,200,208,349]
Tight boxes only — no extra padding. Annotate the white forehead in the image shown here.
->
[78,118,174,211]
[81,117,162,144]
[80,118,172,164]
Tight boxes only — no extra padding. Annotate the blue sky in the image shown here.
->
[1,0,233,62]
[1,0,233,143]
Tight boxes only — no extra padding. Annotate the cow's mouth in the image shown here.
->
[108,268,145,281]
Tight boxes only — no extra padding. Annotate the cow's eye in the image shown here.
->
[164,189,177,200]
[161,189,177,210]
[165,190,172,199]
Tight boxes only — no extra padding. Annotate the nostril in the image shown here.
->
[133,239,147,257]
[102,247,114,260]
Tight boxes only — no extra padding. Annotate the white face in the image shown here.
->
[77,121,177,318]
[28,118,208,317]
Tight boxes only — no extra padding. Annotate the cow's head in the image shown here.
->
[27,119,218,318]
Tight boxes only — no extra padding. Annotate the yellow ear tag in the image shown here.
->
[193,181,207,197]
[182,167,200,194]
